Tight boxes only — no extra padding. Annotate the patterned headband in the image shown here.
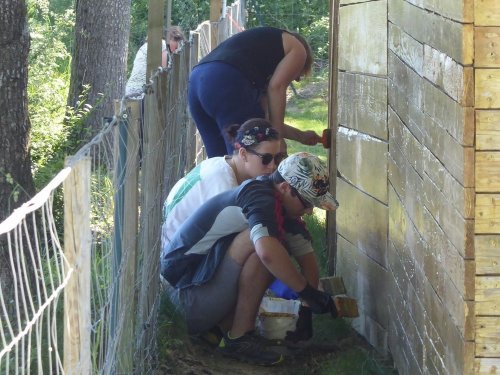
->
[234,126,279,149]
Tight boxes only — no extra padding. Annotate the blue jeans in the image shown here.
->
[188,62,265,157]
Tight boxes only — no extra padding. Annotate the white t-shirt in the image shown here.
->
[125,40,167,98]
[161,156,237,246]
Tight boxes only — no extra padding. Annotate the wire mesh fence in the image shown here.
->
[0,1,245,373]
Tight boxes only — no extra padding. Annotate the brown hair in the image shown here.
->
[288,31,313,77]
[165,26,186,42]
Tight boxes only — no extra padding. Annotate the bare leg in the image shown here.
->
[220,230,273,337]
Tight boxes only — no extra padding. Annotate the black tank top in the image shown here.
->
[198,27,285,89]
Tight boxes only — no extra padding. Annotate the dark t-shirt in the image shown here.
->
[198,27,285,88]
[160,177,313,289]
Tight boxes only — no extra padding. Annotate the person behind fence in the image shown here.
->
[125,25,186,98]
[188,26,321,157]
[161,152,345,366]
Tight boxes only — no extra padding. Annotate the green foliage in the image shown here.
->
[246,0,330,68]
[28,0,74,189]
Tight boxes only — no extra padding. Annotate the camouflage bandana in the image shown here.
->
[278,152,339,211]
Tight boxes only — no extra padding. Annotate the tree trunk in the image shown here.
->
[67,0,131,144]
[0,0,35,315]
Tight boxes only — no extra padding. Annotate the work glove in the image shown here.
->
[297,283,336,315]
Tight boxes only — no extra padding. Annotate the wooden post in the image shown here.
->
[113,101,141,374]
[135,70,168,374]
[210,0,223,50]
[146,0,165,82]
[63,156,91,375]
[326,0,340,276]
[165,0,172,30]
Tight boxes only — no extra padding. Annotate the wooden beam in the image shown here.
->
[476,69,500,109]
[476,316,500,357]
[477,110,500,150]
[210,0,223,49]
[476,194,500,234]
[475,27,500,68]
[476,276,500,315]
[63,156,91,375]
[476,235,500,275]
[146,0,165,82]
[476,152,500,192]
[475,0,500,26]
[326,0,340,275]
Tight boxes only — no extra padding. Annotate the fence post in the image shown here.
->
[135,70,168,374]
[112,100,141,374]
[63,156,91,375]
[210,0,223,49]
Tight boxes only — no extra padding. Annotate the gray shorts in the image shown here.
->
[167,253,242,334]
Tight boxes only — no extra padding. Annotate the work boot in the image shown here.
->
[217,331,284,366]
[284,305,313,347]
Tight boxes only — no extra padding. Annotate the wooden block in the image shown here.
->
[475,0,500,26]
[320,276,347,296]
[476,316,500,357]
[475,27,500,68]
[475,358,500,374]
[423,44,474,106]
[476,235,500,275]
[337,126,388,204]
[476,69,500,109]
[476,152,500,192]
[476,276,500,316]
[338,72,388,140]
[339,0,387,75]
[476,194,500,234]
[335,295,359,318]
[476,110,500,150]
[389,0,473,65]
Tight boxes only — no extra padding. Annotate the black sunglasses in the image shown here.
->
[291,187,314,209]
[246,149,287,166]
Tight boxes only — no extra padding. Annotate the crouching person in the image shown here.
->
[160,152,340,366]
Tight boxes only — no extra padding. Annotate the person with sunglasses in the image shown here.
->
[161,152,343,366]
[161,118,284,246]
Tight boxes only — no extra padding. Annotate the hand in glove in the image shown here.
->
[298,284,337,316]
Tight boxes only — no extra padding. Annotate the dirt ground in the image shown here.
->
[155,315,396,375]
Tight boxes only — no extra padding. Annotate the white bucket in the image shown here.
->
[256,297,301,340]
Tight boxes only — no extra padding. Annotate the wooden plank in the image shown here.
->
[337,126,388,204]
[424,147,475,221]
[476,194,500,234]
[423,44,474,106]
[403,0,474,23]
[476,152,500,192]
[475,27,500,68]
[476,69,500,109]
[390,51,474,147]
[146,0,164,82]
[476,235,500,275]
[475,358,500,374]
[63,156,91,375]
[475,0,500,26]
[353,313,389,357]
[422,172,474,261]
[420,110,475,188]
[389,0,473,65]
[338,72,388,140]
[339,0,387,75]
[476,276,500,316]
[388,22,424,76]
[477,110,500,150]
[337,178,388,267]
[388,121,426,236]
[476,317,500,357]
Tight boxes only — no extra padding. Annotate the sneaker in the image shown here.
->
[217,332,284,366]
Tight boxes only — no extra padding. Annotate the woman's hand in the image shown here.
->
[300,130,321,146]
